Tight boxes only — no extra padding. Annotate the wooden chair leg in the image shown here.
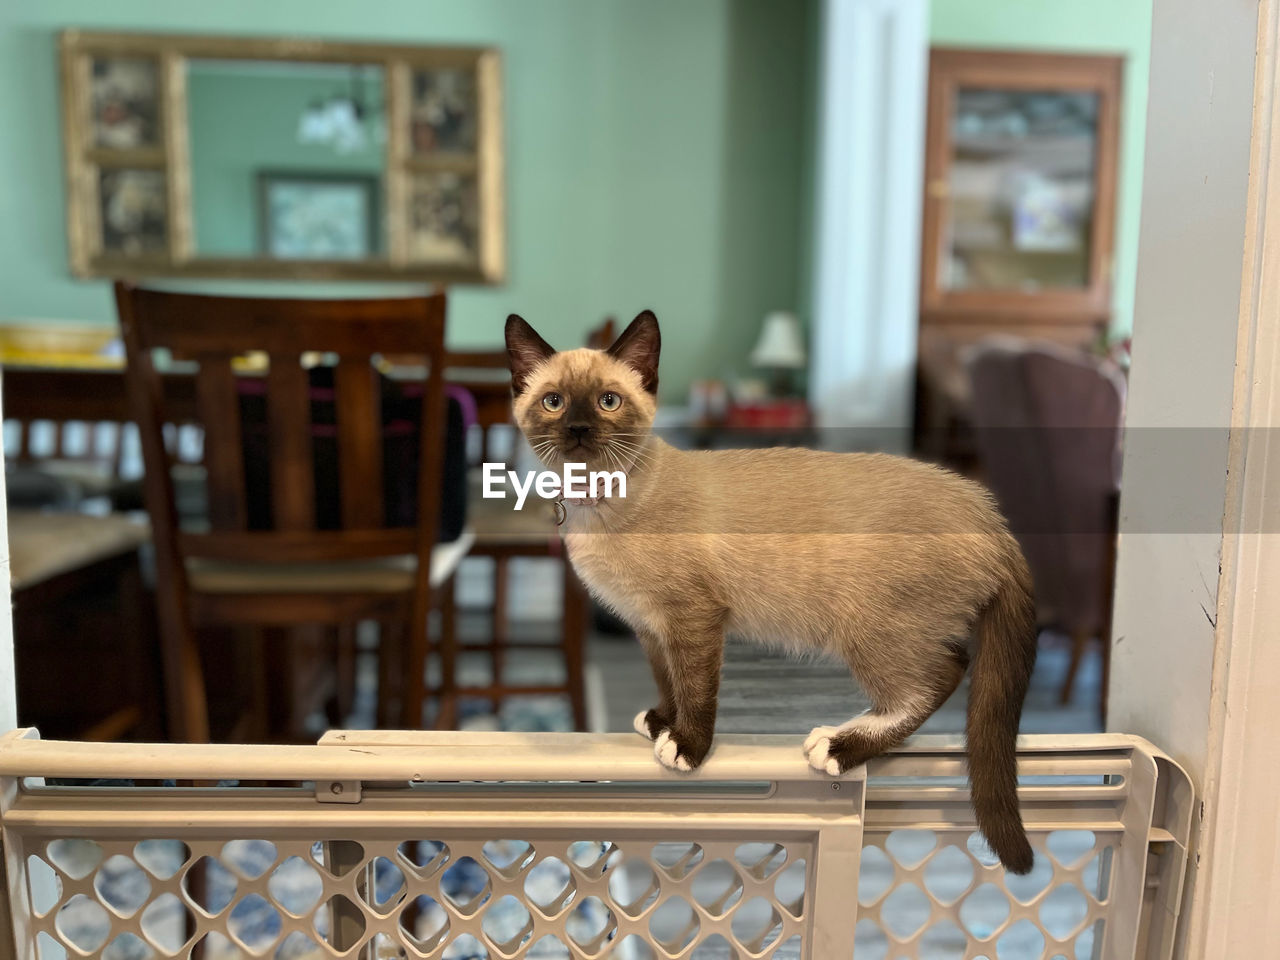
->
[436,574,459,729]
[562,561,589,731]
[403,576,459,730]
[491,555,509,712]
[246,628,273,742]
[401,600,430,730]
[157,607,210,743]
[378,619,405,729]
[334,622,358,724]
[1060,627,1091,706]
[265,627,298,740]
[120,556,163,740]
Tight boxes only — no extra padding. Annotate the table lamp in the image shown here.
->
[750,310,806,395]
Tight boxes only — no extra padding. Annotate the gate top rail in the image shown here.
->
[0,728,1176,784]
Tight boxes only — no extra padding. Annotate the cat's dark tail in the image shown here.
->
[966,557,1038,875]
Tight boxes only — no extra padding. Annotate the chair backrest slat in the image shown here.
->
[120,289,442,356]
[266,353,316,531]
[334,357,384,530]
[195,356,247,531]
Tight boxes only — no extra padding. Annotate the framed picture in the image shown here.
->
[257,171,379,260]
[90,56,160,150]
[411,67,478,154]
[99,168,167,254]
[409,171,479,264]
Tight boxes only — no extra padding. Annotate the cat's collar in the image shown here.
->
[553,497,600,525]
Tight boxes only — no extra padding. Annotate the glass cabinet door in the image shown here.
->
[922,51,1121,319]
[945,89,1099,292]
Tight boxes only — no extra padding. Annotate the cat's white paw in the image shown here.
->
[654,731,692,772]
[803,726,843,777]
[633,711,655,740]
[803,725,839,755]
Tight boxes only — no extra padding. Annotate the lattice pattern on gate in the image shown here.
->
[24,834,809,959]
[854,828,1118,960]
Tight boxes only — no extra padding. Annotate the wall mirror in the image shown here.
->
[60,31,504,282]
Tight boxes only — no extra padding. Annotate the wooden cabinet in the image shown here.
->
[915,48,1123,460]
[920,48,1122,333]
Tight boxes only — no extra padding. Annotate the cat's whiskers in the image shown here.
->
[596,440,623,470]
[609,439,657,459]
[608,444,654,468]
[607,436,656,460]
[603,437,656,473]
[609,448,651,470]
[530,440,558,465]
[604,444,623,473]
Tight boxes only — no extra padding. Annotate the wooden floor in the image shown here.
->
[349,606,1105,738]
[336,554,1105,739]
[595,624,1104,737]
[429,555,1104,738]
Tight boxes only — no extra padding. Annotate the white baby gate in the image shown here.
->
[0,729,1192,960]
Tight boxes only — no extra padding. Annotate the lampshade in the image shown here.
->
[750,311,806,369]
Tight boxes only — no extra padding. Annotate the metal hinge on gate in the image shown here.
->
[315,780,362,803]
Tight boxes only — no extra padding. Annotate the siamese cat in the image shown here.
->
[505,311,1038,874]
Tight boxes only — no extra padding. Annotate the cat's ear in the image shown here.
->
[607,310,661,394]
[505,314,556,396]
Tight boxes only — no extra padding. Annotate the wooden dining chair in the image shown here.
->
[968,337,1125,721]
[115,282,471,742]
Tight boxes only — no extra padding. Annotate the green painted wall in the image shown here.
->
[0,1,1149,401]
[931,0,1153,336]
[187,68,386,256]
[0,0,814,401]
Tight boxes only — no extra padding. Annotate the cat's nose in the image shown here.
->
[567,424,593,442]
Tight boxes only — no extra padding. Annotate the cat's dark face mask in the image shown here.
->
[505,311,661,472]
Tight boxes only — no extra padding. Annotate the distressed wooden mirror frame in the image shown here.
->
[60,30,505,283]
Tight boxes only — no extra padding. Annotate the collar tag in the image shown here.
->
[554,496,600,525]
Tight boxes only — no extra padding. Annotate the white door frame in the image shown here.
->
[1110,0,1280,953]
[1185,0,1280,950]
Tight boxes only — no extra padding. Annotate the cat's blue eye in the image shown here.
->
[542,393,563,412]
[599,392,622,412]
